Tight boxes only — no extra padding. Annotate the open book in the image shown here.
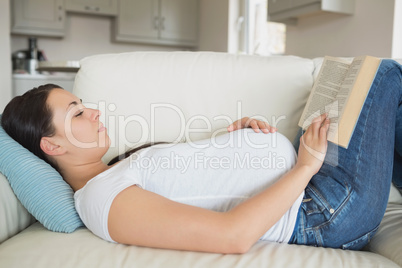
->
[298,55,381,149]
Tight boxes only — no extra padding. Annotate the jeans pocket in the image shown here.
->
[306,173,352,214]
[300,189,329,230]
[301,193,326,215]
[341,224,380,250]
[301,178,352,230]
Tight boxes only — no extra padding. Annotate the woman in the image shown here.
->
[2,59,401,253]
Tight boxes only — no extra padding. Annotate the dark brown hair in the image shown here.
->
[1,84,60,170]
[107,141,168,166]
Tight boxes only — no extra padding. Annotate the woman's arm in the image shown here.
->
[108,114,330,254]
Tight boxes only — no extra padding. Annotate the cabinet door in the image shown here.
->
[65,0,117,16]
[11,0,65,37]
[291,0,320,9]
[115,0,159,42]
[268,0,291,14]
[159,0,198,45]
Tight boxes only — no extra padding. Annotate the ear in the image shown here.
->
[40,137,66,156]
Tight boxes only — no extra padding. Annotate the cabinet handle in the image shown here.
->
[154,16,160,30]
[85,6,100,12]
[160,17,165,30]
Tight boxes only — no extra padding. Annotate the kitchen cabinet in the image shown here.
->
[65,0,117,16]
[268,0,355,24]
[114,0,198,47]
[11,0,65,37]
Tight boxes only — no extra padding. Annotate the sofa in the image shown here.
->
[0,51,401,267]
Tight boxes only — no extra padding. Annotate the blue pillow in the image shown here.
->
[0,115,84,233]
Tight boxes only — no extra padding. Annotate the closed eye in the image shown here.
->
[75,110,84,117]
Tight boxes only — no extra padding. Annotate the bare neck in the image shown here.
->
[59,160,111,192]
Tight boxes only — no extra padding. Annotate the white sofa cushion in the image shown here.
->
[365,204,402,267]
[0,222,399,268]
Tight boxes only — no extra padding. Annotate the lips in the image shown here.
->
[98,123,106,132]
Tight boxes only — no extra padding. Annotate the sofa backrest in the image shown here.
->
[73,52,315,163]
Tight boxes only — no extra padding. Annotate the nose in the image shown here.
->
[88,108,101,121]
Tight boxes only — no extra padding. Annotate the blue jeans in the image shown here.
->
[289,59,402,250]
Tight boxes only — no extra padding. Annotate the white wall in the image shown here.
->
[286,0,395,58]
[0,0,12,112]
[10,13,184,62]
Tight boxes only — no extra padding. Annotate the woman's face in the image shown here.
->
[46,88,110,160]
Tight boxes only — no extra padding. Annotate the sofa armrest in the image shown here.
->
[0,173,35,243]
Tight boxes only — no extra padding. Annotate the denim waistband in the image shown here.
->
[288,203,302,244]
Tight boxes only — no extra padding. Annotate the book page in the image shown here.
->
[298,57,351,129]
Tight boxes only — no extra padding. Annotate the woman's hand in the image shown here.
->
[296,113,330,176]
[227,117,277,134]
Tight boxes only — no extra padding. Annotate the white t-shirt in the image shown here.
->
[75,129,304,244]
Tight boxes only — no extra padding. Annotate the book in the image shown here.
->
[298,55,381,149]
